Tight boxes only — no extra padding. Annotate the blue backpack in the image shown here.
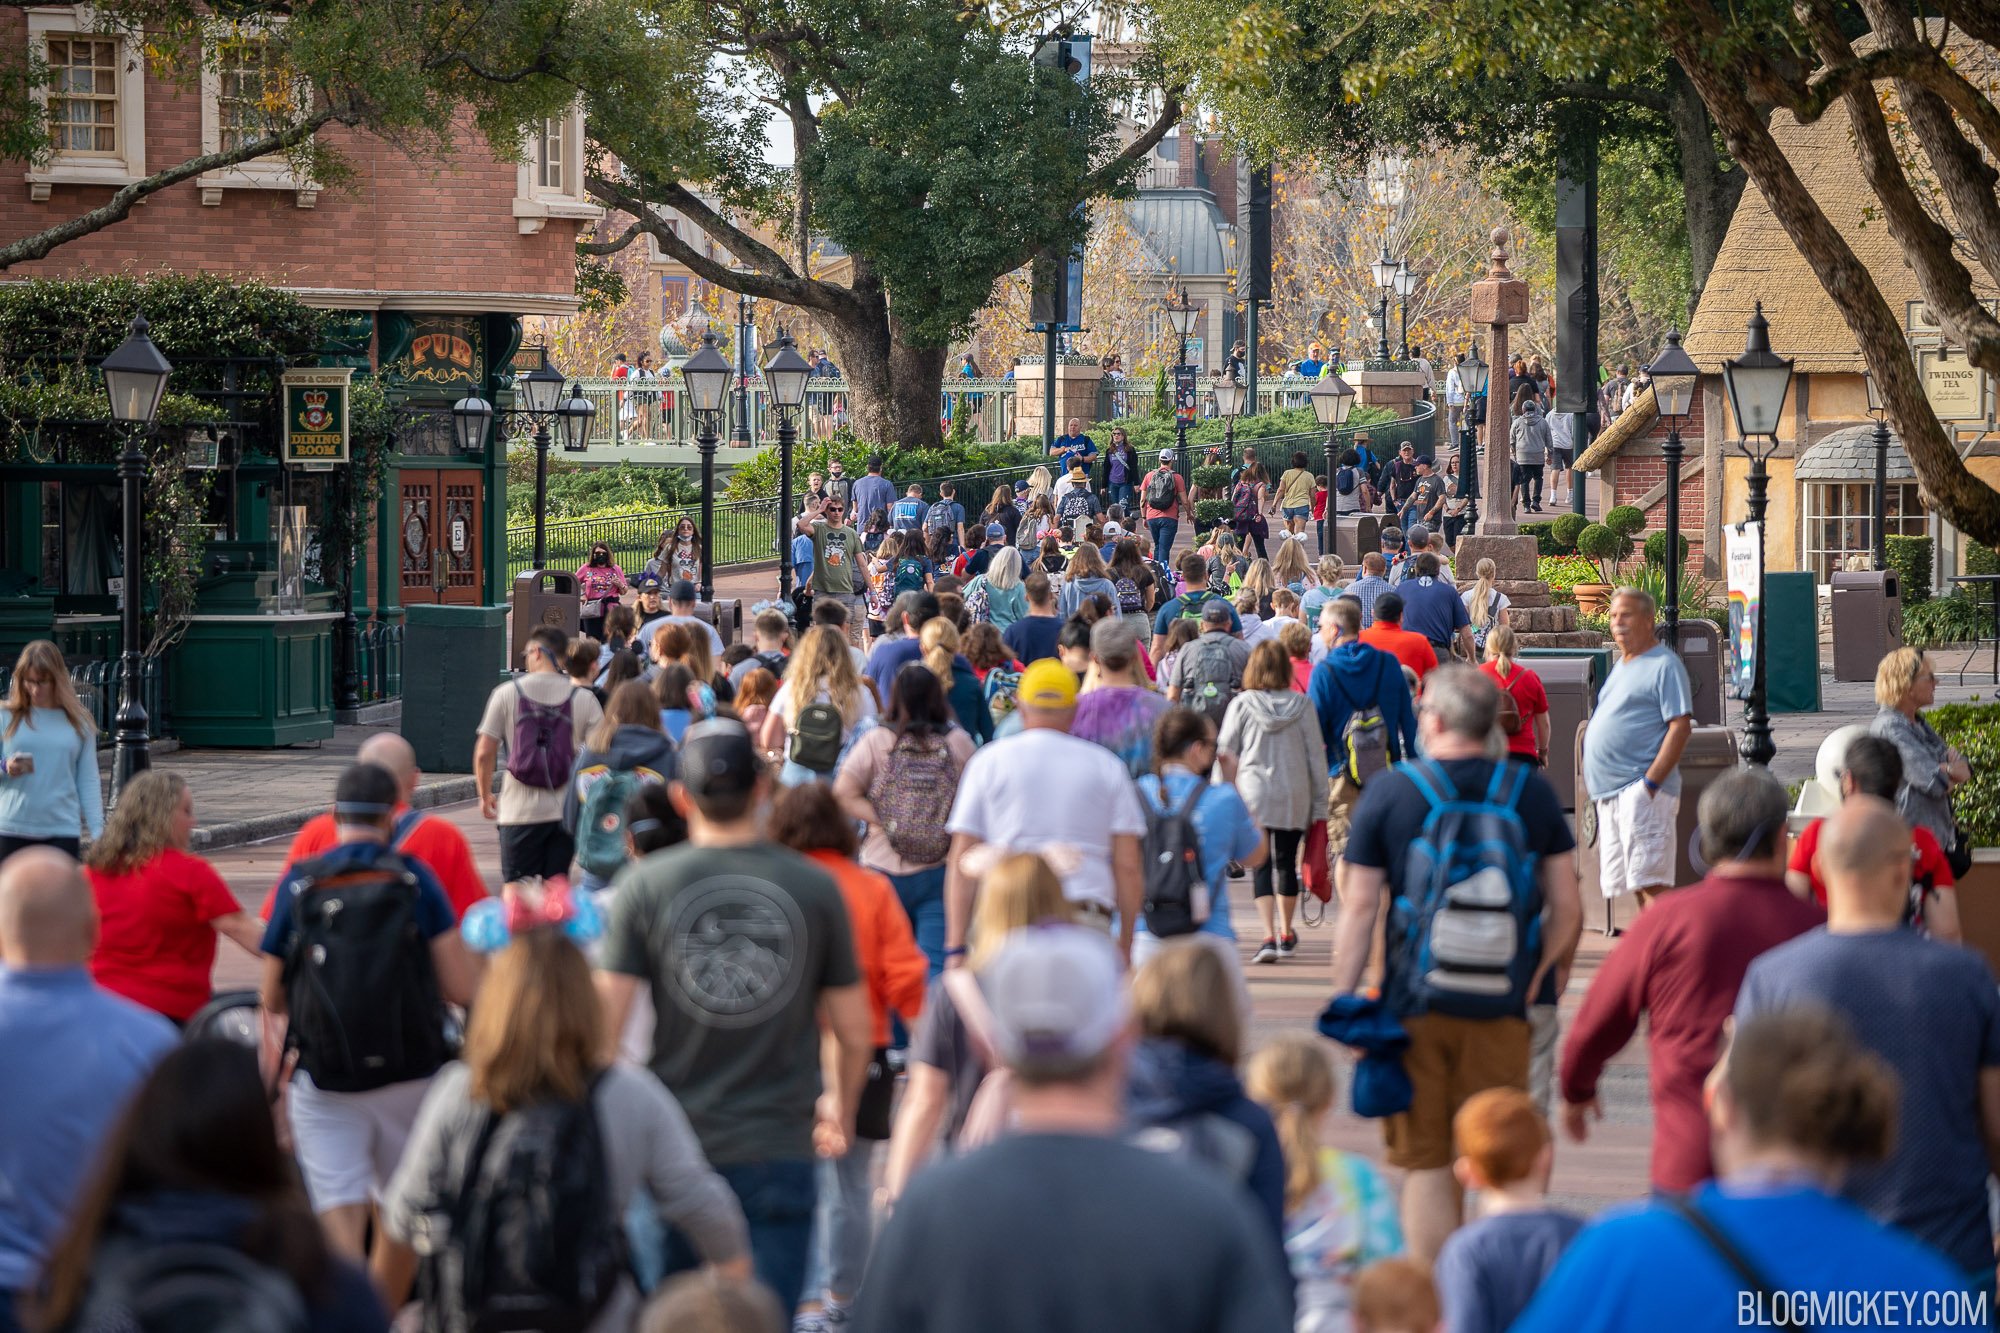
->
[1386,759,1543,1021]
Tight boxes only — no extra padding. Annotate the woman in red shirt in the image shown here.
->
[1479,625,1551,766]
[85,770,263,1024]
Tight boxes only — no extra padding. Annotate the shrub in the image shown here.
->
[1520,521,1560,557]
[1886,535,1933,605]
[1927,702,2000,847]
[508,460,701,524]
[1539,554,1599,604]
[724,433,1049,500]
[1902,592,1990,650]
[1151,364,1172,420]
[1575,523,1624,584]
[1191,464,1233,493]
[1194,499,1233,528]
[1644,530,1691,569]
[1603,504,1646,537]
[1621,562,1718,619]
[1967,543,2000,579]
[1550,512,1589,553]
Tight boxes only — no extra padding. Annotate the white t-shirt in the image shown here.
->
[1462,586,1512,624]
[946,727,1146,911]
[1249,614,1301,646]
[477,672,604,826]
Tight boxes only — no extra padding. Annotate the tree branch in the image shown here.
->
[576,218,642,256]
[0,105,342,271]
[1081,87,1182,197]
[1550,80,1671,114]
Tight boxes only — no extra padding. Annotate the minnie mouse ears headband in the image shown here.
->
[460,877,604,954]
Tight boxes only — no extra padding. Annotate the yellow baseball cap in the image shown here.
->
[1017,659,1080,710]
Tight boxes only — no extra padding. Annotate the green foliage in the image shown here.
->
[1644,529,1691,569]
[1574,523,1623,583]
[1538,554,1599,603]
[1902,593,1990,651]
[725,432,1050,501]
[1191,465,1234,493]
[1620,562,1719,620]
[1886,535,1933,606]
[1603,505,1646,538]
[1967,543,2000,579]
[1194,499,1234,528]
[1551,512,1589,553]
[0,274,323,378]
[1152,365,1173,421]
[574,253,630,317]
[1519,522,1560,557]
[1927,703,2000,848]
[508,458,702,525]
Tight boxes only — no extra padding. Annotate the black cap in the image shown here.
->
[633,572,663,592]
[333,762,398,821]
[668,579,699,603]
[678,719,761,798]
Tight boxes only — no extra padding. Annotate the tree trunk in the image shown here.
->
[1667,64,1746,315]
[813,290,951,447]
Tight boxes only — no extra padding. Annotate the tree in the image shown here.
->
[0,0,647,270]
[580,0,1178,447]
[974,199,1175,371]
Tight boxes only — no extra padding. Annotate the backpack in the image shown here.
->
[1140,777,1210,937]
[1471,592,1503,653]
[943,970,1015,1149]
[964,577,994,625]
[1057,489,1094,522]
[1113,576,1144,615]
[67,1235,310,1333]
[1180,636,1240,727]
[789,701,845,774]
[1328,657,1392,786]
[574,767,647,879]
[924,500,957,535]
[1232,481,1258,524]
[1143,469,1178,511]
[504,682,580,791]
[421,1077,627,1333]
[1174,590,1218,622]
[1387,759,1544,1021]
[894,556,929,594]
[984,664,1022,726]
[279,851,450,1093]
[752,649,788,678]
[1335,466,1357,496]
[891,497,924,530]
[866,731,961,865]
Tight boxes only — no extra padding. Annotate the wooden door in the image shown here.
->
[398,470,484,606]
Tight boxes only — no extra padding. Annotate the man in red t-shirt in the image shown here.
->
[1479,631,1552,766]
[1786,733,1958,940]
[261,733,487,921]
[1356,591,1438,683]
[1141,449,1190,561]
[1559,767,1824,1191]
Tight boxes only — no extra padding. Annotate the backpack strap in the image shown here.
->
[389,809,424,850]
[1404,758,1452,813]
[1175,777,1207,820]
[1659,1194,1808,1330]
[1482,757,1532,813]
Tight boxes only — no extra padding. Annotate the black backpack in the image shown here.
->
[65,1235,309,1333]
[420,1079,628,1333]
[278,850,450,1092]
[1141,778,1209,937]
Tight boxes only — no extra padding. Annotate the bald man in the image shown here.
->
[0,849,174,1325]
[261,734,486,920]
[1738,797,2000,1283]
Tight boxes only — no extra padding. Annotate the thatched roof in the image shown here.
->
[1575,385,1657,473]
[1685,35,1998,374]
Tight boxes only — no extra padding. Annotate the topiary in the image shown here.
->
[1644,529,1691,569]
[1191,464,1233,493]
[1575,522,1624,584]
[1550,512,1589,553]
[1602,505,1645,562]
[1194,498,1233,528]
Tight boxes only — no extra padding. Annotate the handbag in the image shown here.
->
[1948,823,1975,879]
[1301,820,1332,926]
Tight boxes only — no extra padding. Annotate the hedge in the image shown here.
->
[507,458,701,525]
[1928,702,2000,847]
[1903,592,1991,649]
[1887,535,1932,605]
[725,433,1052,501]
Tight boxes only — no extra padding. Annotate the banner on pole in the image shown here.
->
[1725,522,1762,700]
[1174,364,1198,424]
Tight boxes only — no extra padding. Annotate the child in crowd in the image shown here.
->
[1353,1259,1440,1333]
[1431,1088,1584,1333]
[1246,1035,1403,1333]
[1301,555,1344,634]
[1156,619,1201,684]
[1279,621,1314,693]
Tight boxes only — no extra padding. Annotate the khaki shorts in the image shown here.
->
[1382,1012,1530,1171]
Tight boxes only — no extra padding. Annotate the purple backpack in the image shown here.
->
[505,682,580,790]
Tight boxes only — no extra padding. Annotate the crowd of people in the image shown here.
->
[0,489,1995,1333]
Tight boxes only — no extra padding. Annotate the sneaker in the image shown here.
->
[794,1303,851,1333]
[1277,933,1298,956]
[1251,938,1280,964]
[1227,860,1246,879]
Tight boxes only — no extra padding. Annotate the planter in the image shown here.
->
[1573,582,1613,616]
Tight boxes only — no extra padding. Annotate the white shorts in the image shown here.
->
[287,1072,435,1212]
[1595,784,1680,898]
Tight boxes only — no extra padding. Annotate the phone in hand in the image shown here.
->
[13,754,32,775]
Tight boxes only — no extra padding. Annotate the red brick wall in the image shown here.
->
[1607,392,1708,566]
[0,25,578,298]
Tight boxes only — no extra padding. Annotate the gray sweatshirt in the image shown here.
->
[1511,400,1552,466]
[381,1061,749,1330]
[1215,687,1330,831]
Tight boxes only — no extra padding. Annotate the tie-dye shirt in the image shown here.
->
[1070,686,1170,779]
[1288,1148,1404,1333]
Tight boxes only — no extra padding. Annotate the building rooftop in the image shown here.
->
[1124,187,1235,278]
[1795,422,1916,482]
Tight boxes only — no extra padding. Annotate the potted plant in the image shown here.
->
[1550,512,1589,554]
[1573,522,1623,615]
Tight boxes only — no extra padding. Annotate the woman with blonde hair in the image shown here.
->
[964,545,1028,630]
[378,906,750,1327]
[1871,645,1969,860]
[1246,1035,1402,1333]
[1461,556,1510,655]
[1301,555,1344,634]
[880,852,1072,1202]
[1481,624,1551,767]
[0,639,101,856]
[759,624,877,782]
[1272,535,1310,594]
[1026,465,1054,503]
[1240,557,1278,620]
[920,617,993,744]
[84,771,264,1024]
[1057,541,1117,620]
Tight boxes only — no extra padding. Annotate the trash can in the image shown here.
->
[1575,721,1740,900]
[700,598,743,650]
[510,571,579,670]
[1335,514,1381,567]
[402,603,508,775]
[1830,569,1903,682]
[1674,620,1725,726]
[1519,645,1612,694]
[1534,658,1596,811]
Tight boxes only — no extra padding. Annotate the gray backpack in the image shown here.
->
[1180,637,1239,726]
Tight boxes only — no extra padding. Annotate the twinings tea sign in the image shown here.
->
[282,367,354,465]
[1921,351,1985,422]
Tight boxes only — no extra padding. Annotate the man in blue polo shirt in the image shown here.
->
[1050,417,1097,484]
[1397,552,1473,661]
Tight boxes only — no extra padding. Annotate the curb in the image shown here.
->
[189,775,480,853]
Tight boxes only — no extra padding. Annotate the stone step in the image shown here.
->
[1508,604,1578,634]
[1517,629,1610,649]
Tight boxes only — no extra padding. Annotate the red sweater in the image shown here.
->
[1558,872,1824,1191]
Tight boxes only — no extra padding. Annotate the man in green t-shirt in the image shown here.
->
[595,719,870,1312]
[811,497,865,647]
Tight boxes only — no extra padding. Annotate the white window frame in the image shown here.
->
[196,26,316,207]
[1802,479,1925,584]
[514,104,597,234]
[24,6,146,201]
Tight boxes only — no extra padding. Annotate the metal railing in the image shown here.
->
[356,621,403,704]
[0,657,167,744]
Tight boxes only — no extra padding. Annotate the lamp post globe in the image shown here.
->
[763,332,812,599]
[517,361,565,415]
[1371,247,1398,362]
[451,395,494,455]
[100,314,172,804]
[558,385,596,452]
[681,332,733,601]
[1645,328,1701,646]
[1721,302,1793,769]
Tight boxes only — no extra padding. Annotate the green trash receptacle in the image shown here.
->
[402,603,508,775]
[1519,645,1612,693]
[1763,571,1821,714]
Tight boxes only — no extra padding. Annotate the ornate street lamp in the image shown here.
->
[681,331,734,602]
[1645,328,1700,647]
[1393,261,1420,361]
[732,291,755,447]
[100,314,171,802]
[1166,290,1199,467]
[1371,246,1399,362]
[558,383,596,453]
[1721,302,1794,768]
[1312,371,1357,546]
[763,331,812,599]
[1213,365,1246,467]
[1457,345,1488,532]
[1865,367,1892,570]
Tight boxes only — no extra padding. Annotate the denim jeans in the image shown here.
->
[803,1142,878,1303]
[1109,482,1136,512]
[1148,517,1179,562]
[0,1290,21,1333]
[660,1158,818,1316]
[887,864,948,978]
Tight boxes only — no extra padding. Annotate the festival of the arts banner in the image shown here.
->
[1726,522,1762,700]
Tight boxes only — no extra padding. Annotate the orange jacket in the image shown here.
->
[809,849,927,1047]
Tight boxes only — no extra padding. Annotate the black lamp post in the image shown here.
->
[1167,289,1198,469]
[681,331,733,603]
[1393,261,1419,361]
[1458,346,1488,532]
[455,359,583,573]
[763,331,812,599]
[1865,367,1891,569]
[1721,302,1794,769]
[101,315,171,803]
[1645,329,1700,648]
[732,292,754,448]
[1214,366,1246,468]
[1312,371,1357,550]
[1371,246,1399,362]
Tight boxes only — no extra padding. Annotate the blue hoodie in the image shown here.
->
[1125,1036,1289,1268]
[1308,641,1418,769]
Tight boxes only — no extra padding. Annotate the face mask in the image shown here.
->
[590,551,609,566]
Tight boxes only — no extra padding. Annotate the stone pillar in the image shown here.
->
[1012,359,1104,434]
[1352,367,1429,419]
[1470,228,1530,534]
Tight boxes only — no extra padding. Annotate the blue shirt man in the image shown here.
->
[1050,418,1096,475]
[1397,567,1470,655]
[789,529,816,592]
[850,463,896,530]
[1582,638,1694,800]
